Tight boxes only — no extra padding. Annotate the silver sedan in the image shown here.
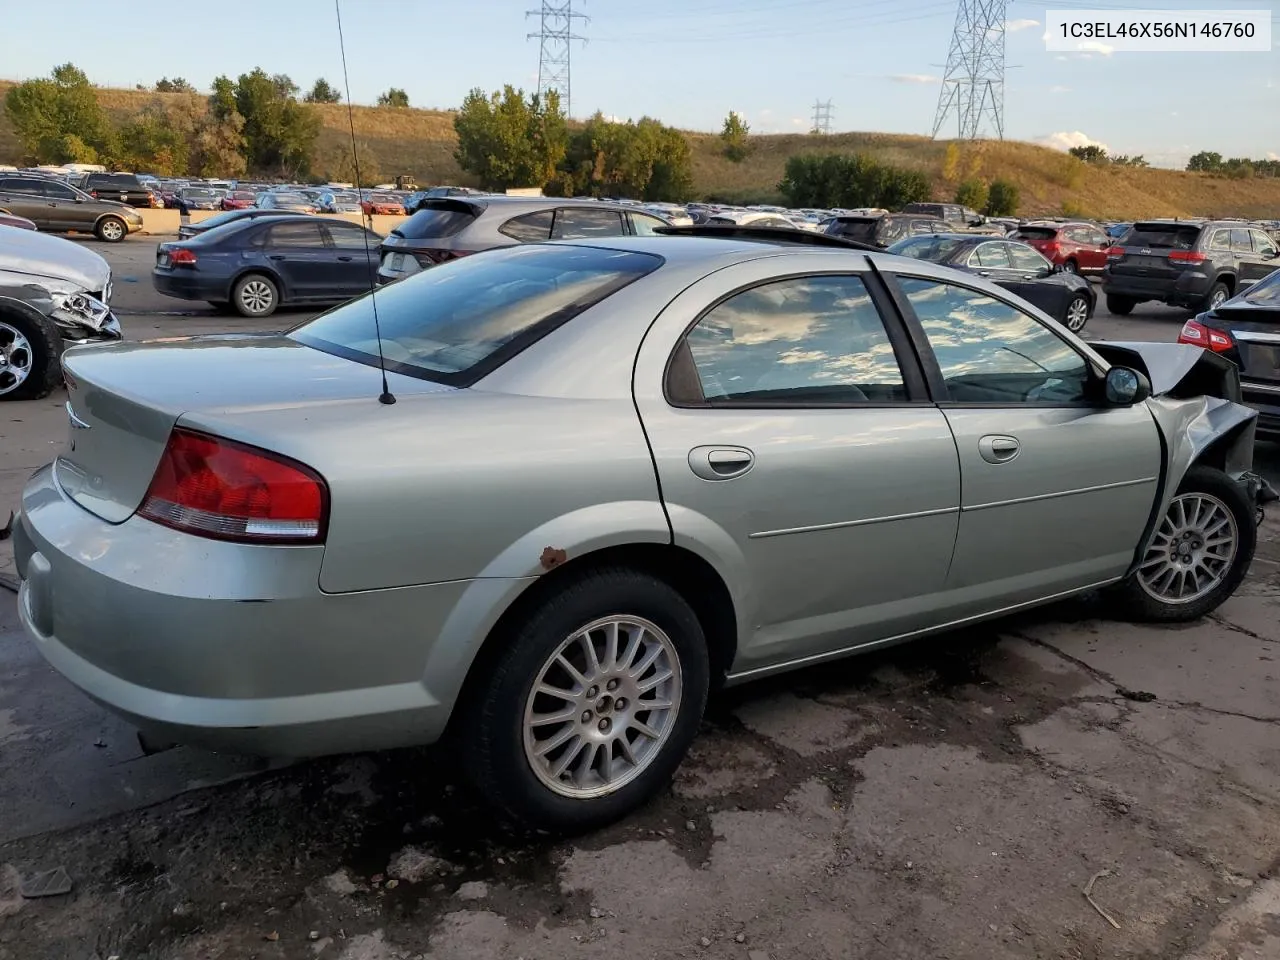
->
[11,235,1269,830]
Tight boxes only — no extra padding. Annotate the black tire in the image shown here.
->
[1202,281,1230,312]
[459,567,710,833]
[232,273,278,318]
[1109,466,1256,623]
[95,215,127,243]
[1062,259,1079,275]
[1063,293,1091,333]
[1105,294,1136,315]
[0,309,63,402]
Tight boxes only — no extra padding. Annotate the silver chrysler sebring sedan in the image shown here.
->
[12,233,1270,830]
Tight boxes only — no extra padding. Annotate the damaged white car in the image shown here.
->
[0,225,122,401]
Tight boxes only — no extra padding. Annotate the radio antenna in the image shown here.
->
[334,0,395,404]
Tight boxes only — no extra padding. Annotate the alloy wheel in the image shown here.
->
[1210,288,1228,309]
[1065,296,1089,332]
[239,280,275,315]
[522,615,682,799]
[100,219,124,241]
[0,321,33,396]
[1136,492,1237,604]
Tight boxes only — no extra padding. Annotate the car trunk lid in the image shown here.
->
[57,334,452,523]
[1211,304,1280,384]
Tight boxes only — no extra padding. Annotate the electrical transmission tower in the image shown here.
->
[526,1,589,117]
[811,99,834,135]
[931,0,1007,140]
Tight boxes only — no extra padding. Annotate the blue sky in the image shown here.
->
[2,0,1276,168]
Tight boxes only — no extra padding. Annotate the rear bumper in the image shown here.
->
[152,270,224,301]
[11,463,508,757]
[1102,269,1213,307]
[1241,382,1280,439]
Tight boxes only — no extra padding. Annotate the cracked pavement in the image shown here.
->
[3,241,1280,958]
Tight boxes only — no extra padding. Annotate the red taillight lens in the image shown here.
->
[168,247,197,265]
[1041,241,1060,255]
[412,249,472,267]
[1105,246,1124,260]
[1168,249,1207,264]
[1178,319,1234,353]
[89,190,99,198]
[139,429,328,544]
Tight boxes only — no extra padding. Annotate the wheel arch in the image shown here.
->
[1214,272,1237,295]
[92,211,127,230]
[230,265,287,301]
[445,542,739,739]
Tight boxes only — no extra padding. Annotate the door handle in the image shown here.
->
[976,270,991,277]
[337,255,353,261]
[688,445,755,481]
[978,435,1020,464]
[268,254,286,260]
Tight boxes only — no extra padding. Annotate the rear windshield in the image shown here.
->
[887,236,968,262]
[1011,226,1058,240]
[290,245,662,385]
[393,200,481,240]
[826,218,880,242]
[1127,223,1201,249]
[192,210,248,230]
[90,174,141,186]
[1242,269,1280,306]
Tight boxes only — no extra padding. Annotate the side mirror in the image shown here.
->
[1104,366,1152,406]
[74,197,84,203]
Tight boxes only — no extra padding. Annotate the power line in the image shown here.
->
[526,1,589,117]
[932,0,1007,140]
[811,99,834,134]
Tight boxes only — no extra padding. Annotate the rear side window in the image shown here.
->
[551,208,625,239]
[1013,227,1058,241]
[1126,224,1201,249]
[679,274,907,404]
[290,245,662,385]
[498,210,554,242]
[394,201,480,240]
[826,219,879,242]
[630,213,667,236]
[268,222,326,247]
[89,174,141,188]
[1,178,48,195]
[888,236,967,262]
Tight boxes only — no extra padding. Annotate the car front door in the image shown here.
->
[891,275,1161,616]
[967,240,1021,289]
[0,178,53,228]
[1005,242,1068,318]
[1242,229,1280,287]
[633,258,962,676]
[263,220,331,301]
[321,222,380,298]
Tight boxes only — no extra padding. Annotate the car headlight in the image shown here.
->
[50,291,113,332]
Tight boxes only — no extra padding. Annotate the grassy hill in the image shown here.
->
[3,82,1279,220]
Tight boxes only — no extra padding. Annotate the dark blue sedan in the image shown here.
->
[153,215,381,317]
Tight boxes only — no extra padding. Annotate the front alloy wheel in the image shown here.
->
[0,320,34,396]
[1137,492,1236,605]
[523,615,682,799]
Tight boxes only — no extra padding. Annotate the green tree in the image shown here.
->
[320,141,381,186]
[1068,144,1108,164]
[1224,157,1254,180]
[3,62,114,164]
[221,68,320,177]
[192,110,248,178]
[155,77,194,93]
[377,87,410,108]
[1111,154,1148,167]
[117,93,206,175]
[778,152,931,209]
[985,178,1020,217]
[1187,151,1223,172]
[954,178,988,210]
[454,86,567,191]
[304,78,342,104]
[720,110,751,163]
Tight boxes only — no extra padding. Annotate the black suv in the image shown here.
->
[901,201,983,225]
[824,213,953,248]
[1102,219,1280,314]
[80,172,156,207]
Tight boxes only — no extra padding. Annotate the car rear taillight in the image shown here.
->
[89,190,99,198]
[1105,246,1124,260]
[168,247,197,265]
[412,250,473,267]
[1168,249,1207,264]
[1040,241,1060,255]
[1178,319,1234,353]
[140,429,328,544]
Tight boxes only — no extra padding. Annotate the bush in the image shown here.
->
[779,152,931,209]
[985,179,1019,217]
[954,178,988,210]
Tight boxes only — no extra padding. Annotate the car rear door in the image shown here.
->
[0,178,53,228]
[263,220,331,300]
[321,222,379,298]
[1005,242,1068,319]
[633,256,962,675]
[889,273,1161,614]
[1074,225,1111,272]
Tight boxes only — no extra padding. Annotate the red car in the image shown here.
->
[361,193,405,216]
[0,212,37,230]
[221,190,257,211]
[1010,220,1112,276]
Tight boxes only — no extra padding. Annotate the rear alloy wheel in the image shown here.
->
[1111,466,1255,622]
[1063,293,1090,333]
[0,312,62,402]
[461,568,709,832]
[95,216,126,243]
[233,274,278,318]
[1105,294,1136,316]
[1203,282,1230,312]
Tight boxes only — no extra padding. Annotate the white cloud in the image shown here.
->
[1004,18,1039,32]
[1054,55,1068,61]
[889,73,941,84]
[1077,40,1114,56]
[1049,85,1071,94]
[1268,151,1280,161]
[790,117,806,127]
[1036,131,1110,153]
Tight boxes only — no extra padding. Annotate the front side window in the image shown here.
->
[629,213,667,236]
[1250,230,1278,258]
[43,182,77,200]
[1242,268,1280,305]
[680,275,907,404]
[551,208,625,239]
[1008,243,1050,273]
[898,278,1092,404]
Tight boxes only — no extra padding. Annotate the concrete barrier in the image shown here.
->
[138,209,408,237]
